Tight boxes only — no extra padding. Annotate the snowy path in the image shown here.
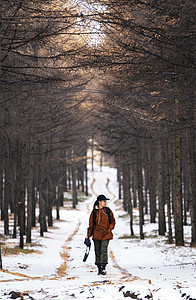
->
[0,166,196,299]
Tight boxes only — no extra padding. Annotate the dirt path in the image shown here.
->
[0,169,154,300]
[1,168,194,300]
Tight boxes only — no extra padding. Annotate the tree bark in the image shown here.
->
[136,138,144,239]
[143,141,149,215]
[182,139,189,225]
[56,185,60,220]
[132,155,137,208]
[19,201,24,249]
[85,161,88,196]
[72,149,77,209]
[0,245,2,269]
[39,144,47,236]
[47,176,53,227]
[164,139,173,244]
[0,155,3,221]
[4,143,9,235]
[157,140,166,236]
[123,157,134,235]
[148,140,156,223]
[26,144,34,243]
[174,132,184,246]
[122,161,129,212]
[187,127,196,247]
[117,167,122,199]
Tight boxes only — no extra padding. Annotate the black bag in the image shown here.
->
[83,245,91,262]
[84,237,91,247]
[83,237,91,262]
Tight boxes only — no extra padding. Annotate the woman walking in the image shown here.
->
[85,194,115,275]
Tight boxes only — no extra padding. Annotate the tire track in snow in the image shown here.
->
[106,177,116,200]
[105,176,135,278]
[57,220,81,277]
[0,176,114,285]
[105,175,153,288]
[91,177,96,196]
[0,269,43,282]
[0,221,81,282]
[57,177,97,281]
[86,177,96,213]
[0,176,147,289]
[0,178,95,282]
[109,249,139,281]
[89,176,125,278]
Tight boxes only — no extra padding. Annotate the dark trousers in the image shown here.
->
[93,240,109,266]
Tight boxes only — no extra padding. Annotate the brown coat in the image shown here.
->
[87,207,115,241]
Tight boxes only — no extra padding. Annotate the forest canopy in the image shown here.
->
[0,0,195,249]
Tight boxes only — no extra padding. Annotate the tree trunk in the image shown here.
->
[19,201,24,249]
[81,165,84,193]
[122,164,128,211]
[85,161,88,196]
[39,181,47,236]
[13,140,22,238]
[157,140,166,236]
[68,149,71,190]
[100,151,103,172]
[132,156,137,208]
[26,145,33,243]
[32,148,37,228]
[0,168,3,221]
[39,145,47,236]
[148,140,156,223]
[123,157,134,235]
[169,143,175,215]
[143,141,149,215]
[164,139,173,244]
[117,167,122,199]
[91,137,94,171]
[56,185,60,220]
[0,150,4,221]
[0,245,2,269]
[32,179,36,228]
[72,159,77,209]
[4,143,9,235]
[182,139,189,225]
[19,180,26,245]
[187,127,196,247]
[47,176,53,227]
[127,165,134,236]
[136,138,144,239]
[0,2,1,159]
[64,161,68,193]
[174,132,184,246]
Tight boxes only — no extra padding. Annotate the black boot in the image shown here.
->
[97,265,102,275]
[100,265,106,275]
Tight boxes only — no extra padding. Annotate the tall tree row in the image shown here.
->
[0,0,92,248]
[87,0,195,246]
[0,0,195,251]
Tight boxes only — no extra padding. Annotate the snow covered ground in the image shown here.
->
[0,166,196,300]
